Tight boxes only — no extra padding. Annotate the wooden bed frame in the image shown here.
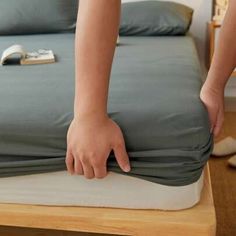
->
[0,164,216,236]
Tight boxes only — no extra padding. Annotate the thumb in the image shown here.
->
[113,138,131,173]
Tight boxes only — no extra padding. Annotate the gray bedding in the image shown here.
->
[0,33,213,186]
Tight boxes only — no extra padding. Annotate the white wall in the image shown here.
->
[176,0,212,73]
[122,0,213,73]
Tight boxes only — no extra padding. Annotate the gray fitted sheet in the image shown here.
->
[0,33,213,186]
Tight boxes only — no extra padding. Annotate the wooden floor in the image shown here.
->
[1,113,236,236]
[209,112,236,236]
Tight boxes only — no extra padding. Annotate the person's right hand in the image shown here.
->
[200,82,225,137]
[66,115,131,179]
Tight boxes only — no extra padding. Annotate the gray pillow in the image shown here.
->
[0,0,78,35]
[120,1,193,36]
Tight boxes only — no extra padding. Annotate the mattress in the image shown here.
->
[0,34,213,187]
[0,169,204,210]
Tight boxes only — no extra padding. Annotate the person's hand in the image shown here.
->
[200,82,224,137]
[66,115,130,179]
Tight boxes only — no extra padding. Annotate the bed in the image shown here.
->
[0,33,213,210]
[0,1,217,235]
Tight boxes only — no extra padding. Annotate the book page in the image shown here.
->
[21,49,55,65]
[1,45,26,65]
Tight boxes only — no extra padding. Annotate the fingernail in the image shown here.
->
[124,165,131,172]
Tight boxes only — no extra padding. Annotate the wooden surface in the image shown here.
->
[208,21,222,67]
[208,21,217,66]
[0,165,216,236]
[209,112,236,236]
[0,227,106,236]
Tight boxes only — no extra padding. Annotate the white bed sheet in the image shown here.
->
[0,170,204,210]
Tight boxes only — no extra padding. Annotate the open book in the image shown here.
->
[0,44,55,65]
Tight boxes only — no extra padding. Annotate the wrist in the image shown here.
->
[204,67,228,94]
[74,99,108,120]
[74,110,109,123]
[202,78,225,95]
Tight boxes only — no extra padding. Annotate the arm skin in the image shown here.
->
[66,0,131,179]
[200,0,236,137]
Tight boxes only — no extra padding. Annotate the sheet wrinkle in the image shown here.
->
[0,34,213,186]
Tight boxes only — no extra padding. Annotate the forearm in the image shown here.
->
[206,0,236,91]
[74,0,121,119]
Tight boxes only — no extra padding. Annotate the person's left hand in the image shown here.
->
[200,82,225,137]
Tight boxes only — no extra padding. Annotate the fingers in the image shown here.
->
[203,103,217,133]
[80,156,95,179]
[83,164,95,179]
[89,154,107,179]
[66,150,84,176]
[74,158,83,175]
[93,165,107,179]
[66,152,107,179]
[200,86,224,137]
[208,112,217,133]
[113,138,130,173]
[200,89,218,133]
[213,111,224,137]
[65,150,74,175]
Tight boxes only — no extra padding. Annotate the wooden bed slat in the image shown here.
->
[0,164,216,236]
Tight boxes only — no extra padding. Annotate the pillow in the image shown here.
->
[120,1,193,36]
[0,0,78,35]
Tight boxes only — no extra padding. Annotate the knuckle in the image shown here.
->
[65,156,73,164]
[80,155,89,164]
[74,149,82,157]
[88,151,97,158]
[91,158,103,167]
